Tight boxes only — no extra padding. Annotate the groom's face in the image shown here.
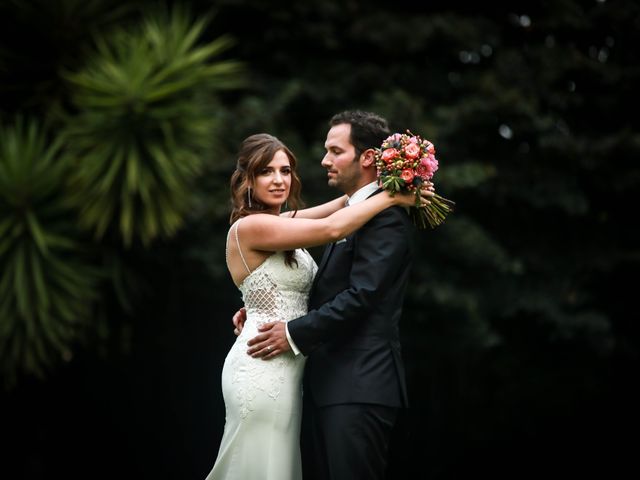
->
[321,123,362,196]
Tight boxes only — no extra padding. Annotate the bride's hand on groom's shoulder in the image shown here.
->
[392,182,435,208]
[233,307,246,335]
[246,321,290,360]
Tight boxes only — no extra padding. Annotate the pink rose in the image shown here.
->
[400,169,415,183]
[428,155,439,173]
[404,143,420,159]
[420,156,439,178]
[381,148,398,163]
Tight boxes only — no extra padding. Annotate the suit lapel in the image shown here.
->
[311,242,335,294]
[368,188,383,198]
[309,188,382,299]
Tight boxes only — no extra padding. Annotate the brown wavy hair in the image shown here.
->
[229,133,303,267]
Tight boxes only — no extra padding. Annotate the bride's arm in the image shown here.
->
[240,189,424,252]
[280,195,348,219]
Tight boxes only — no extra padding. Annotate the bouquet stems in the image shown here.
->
[410,193,455,229]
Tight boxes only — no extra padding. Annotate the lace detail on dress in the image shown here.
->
[228,343,288,418]
[226,248,317,419]
[242,269,280,328]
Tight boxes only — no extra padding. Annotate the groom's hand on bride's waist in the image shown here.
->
[246,321,291,360]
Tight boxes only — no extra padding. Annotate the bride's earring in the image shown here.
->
[285,199,289,210]
[247,187,252,208]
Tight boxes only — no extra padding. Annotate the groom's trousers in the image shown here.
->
[302,401,398,480]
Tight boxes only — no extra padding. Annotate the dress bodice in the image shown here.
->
[239,249,317,327]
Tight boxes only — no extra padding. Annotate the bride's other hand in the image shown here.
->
[392,181,435,207]
[419,181,435,206]
[233,307,247,336]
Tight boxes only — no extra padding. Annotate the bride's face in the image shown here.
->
[253,149,292,212]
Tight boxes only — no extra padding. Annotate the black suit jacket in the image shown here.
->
[288,199,413,408]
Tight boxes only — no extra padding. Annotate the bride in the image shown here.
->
[205,133,431,479]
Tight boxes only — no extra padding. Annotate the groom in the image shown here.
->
[243,110,414,479]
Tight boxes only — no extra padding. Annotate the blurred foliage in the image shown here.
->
[0,2,245,386]
[62,5,244,246]
[0,118,100,386]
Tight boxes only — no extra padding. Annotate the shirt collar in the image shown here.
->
[346,181,379,206]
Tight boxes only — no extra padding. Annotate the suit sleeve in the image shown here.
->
[287,206,412,355]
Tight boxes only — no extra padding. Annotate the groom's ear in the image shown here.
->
[360,148,376,167]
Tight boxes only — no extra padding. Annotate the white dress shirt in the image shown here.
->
[285,181,379,355]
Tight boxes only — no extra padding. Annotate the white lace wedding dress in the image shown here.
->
[205,221,317,480]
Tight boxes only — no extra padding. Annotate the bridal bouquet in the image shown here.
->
[374,131,455,229]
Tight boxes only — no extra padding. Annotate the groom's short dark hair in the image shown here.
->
[329,110,390,160]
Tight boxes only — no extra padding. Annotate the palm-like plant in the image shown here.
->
[62,6,245,247]
[0,118,100,386]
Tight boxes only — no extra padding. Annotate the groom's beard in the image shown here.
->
[326,156,361,195]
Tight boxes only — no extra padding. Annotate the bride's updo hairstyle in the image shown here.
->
[229,133,304,267]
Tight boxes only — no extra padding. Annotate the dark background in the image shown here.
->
[1,0,638,478]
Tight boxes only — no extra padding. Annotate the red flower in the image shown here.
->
[400,169,415,183]
[381,148,398,163]
[404,143,420,159]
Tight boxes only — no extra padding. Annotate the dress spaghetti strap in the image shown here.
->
[233,219,251,274]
